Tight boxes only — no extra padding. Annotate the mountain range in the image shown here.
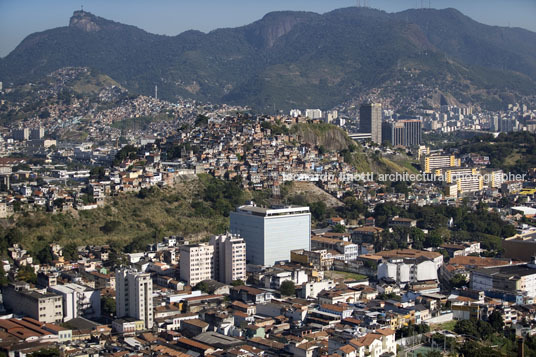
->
[1,7,535,111]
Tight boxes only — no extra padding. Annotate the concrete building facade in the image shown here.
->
[471,261,536,298]
[179,243,215,286]
[180,234,247,286]
[230,205,311,266]
[2,283,63,323]
[48,283,101,321]
[210,233,247,284]
[359,103,383,144]
[382,119,422,147]
[115,269,154,329]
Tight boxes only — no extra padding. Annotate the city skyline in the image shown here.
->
[1,0,535,57]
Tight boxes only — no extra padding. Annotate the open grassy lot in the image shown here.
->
[324,270,368,281]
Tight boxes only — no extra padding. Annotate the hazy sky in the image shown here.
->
[1,0,535,57]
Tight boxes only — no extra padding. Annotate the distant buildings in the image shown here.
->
[30,127,45,140]
[180,233,247,286]
[305,109,323,120]
[421,154,460,174]
[359,103,382,144]
[11,127,44,141]
[230,205,311,266]
[382,119,422,147]
[12,128,29,141]
[115,269,154,329]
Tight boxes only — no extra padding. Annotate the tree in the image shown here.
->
[101,296,116,317]
[450,274,468,288]
[280,280,295,296]
[100,220,121,234]
[62,243,78,261]
[17,265,37,284]
[488,310,504,332]
[454,319,479,339]
[28,347,59,357]
[37,246,54,265]
[90,166,107,180]
[195,281,210,293]
[310,201,327,221]
[332,224,346,233]
[231,279,245,286]
[53,198,65,210]
[38,109,51,119]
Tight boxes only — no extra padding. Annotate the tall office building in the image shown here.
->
[210,233,247,284]
[359,103,382,144]
[382,119,422,147]
[30,127,45,140]
[179,234,246,286]
[12,128,30,141]
[115,269,154,329]
[305,109,323,120]
[230,205,311,266]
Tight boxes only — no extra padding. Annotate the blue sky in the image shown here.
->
[1,0,535,57]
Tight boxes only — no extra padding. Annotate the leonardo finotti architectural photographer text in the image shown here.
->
[282,172,527,183]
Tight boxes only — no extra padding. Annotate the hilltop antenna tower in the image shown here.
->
[356,0,361,7]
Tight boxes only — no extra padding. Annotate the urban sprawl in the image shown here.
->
[1,68,536,356]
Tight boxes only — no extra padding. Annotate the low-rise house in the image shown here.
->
[230,286,273,304]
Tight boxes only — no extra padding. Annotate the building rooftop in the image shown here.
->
[376,249,442,260]
[235,205,310,217]
[505,231,536,242]
[193,331,242,347]
[473,264,536,278]
[448,256,512,268]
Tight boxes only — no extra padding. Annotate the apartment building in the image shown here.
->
[49,283,101,321]
[210,233,246,284]
[422,154,460,173]
[180,234,247,286]
[180,243,215,286]
[311,235,358,261]
[115,269,154,329]
[2,282,63,323]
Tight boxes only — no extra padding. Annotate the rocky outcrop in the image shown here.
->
[293,123,353,151]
